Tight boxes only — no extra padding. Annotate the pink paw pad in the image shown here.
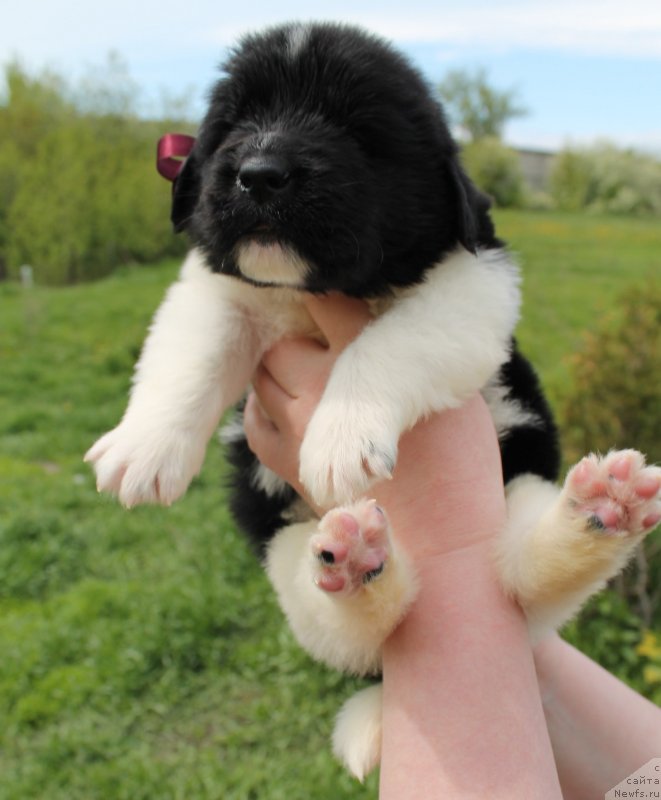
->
[312,499,390,594]
[567,450,661,536]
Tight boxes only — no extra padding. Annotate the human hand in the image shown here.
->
[244,293,506,564]
[244,293,372,513]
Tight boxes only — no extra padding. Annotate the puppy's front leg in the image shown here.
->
[299,248,521,507]
[86,251,264,507]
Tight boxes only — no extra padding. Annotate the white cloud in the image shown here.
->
[207,0,661,60]
[363,0,661,59]
[5,0,661,65]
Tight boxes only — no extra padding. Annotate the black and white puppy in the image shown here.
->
[86,22,661,779]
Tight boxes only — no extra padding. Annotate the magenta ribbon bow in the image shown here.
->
[157,133,196,181]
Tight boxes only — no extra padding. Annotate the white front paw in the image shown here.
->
[84,417,207,508]
[299,403,397,508]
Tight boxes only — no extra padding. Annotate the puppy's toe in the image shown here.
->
[312,500,390,594]
[566,450,661,537]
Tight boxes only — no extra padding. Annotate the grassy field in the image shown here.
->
[1,210,659,799]
[494,210,661,406]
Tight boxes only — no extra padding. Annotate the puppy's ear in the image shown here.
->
[447,157,491,255]
[171,150,201,233]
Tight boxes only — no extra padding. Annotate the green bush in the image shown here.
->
[6,117,183,284]
[461,137,525,208]
[561,279,660,466]
[550,143,661,216]
[549,149,595,211]
[563,592,646,690]
[0,64,73,279]
[636,630,661,703]
[0,61,189,285]
[560,279,661,627]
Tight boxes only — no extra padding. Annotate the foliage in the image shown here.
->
[564,592,642,676]
[70,51,141,117]
[550,143,661,216]
[548,148,595,212]
[561,279,660,468]
[492,210,661,411]
[0,63,73,279]
[6,116,181,283]
[437,67,528,141]
[0,60,191,285]
[560,279,661,627]
[562,592,655,695]
[637,631,661,702]
[1,212,661,797]
[563,593,661,703]
[0,61,72,152]
[461,137,525,208]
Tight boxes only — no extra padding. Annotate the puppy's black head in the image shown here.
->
[173,22,496,295]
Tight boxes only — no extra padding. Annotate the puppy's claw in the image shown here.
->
[366,443,395,480]
[86,421,205,508]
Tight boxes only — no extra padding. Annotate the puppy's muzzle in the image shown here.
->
[237,154,292,205]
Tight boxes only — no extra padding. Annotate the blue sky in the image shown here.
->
[3,0,661,152]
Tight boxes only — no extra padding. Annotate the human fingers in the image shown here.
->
[259,336,329,399]
[302,293,372,353]
[243,392,298,481]
[256,295,371,402]
[252,361,312,441]
[243,391,324,514]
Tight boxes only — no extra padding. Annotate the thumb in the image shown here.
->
[303,293,372,353]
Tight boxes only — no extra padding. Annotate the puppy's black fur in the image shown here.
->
[170,22,560,552]
[173,23,499,294]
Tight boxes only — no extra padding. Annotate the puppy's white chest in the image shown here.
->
[227,277,395,344]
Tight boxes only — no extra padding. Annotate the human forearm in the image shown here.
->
[244,299,563,796]
[380,545,562,800]
[534,633,661,800]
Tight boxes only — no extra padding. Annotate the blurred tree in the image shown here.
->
[0,60,190,284]
[0,62,72,278]
[438,67,528,141]
[6,116,181,284]
[0,61,71,154]
[551,143,661,216]
[72,51,140,117]
[460,136,525,207]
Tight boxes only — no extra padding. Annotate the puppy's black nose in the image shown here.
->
[237,155,291,203]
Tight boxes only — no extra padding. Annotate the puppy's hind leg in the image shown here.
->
[265,499,417,676]
[498,449,661,638]
[332,683,383,782]
[265,501,416,780]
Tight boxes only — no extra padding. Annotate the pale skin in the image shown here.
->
[243,293,661,799]
[535,634,661,799]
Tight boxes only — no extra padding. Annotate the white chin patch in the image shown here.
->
[235,240,309,287]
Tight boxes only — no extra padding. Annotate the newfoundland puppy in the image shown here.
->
[86,22,660,779]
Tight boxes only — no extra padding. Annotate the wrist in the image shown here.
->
[372,481,506,561]
[386,539,529,656]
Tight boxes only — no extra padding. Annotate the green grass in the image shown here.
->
[494,210,660,407]
[1,212,660,799]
